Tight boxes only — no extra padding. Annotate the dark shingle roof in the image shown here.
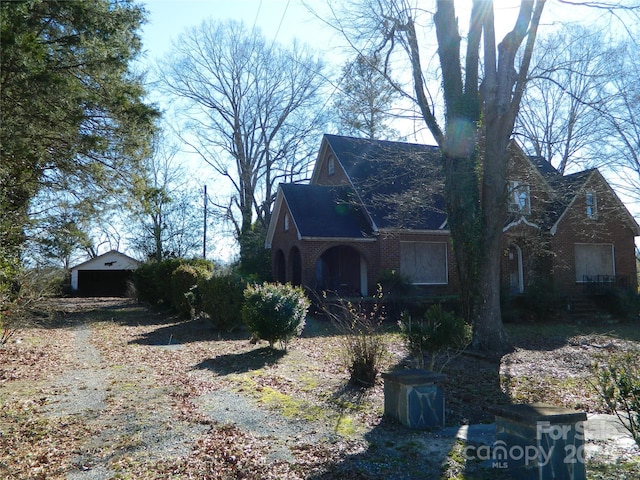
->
[324,135,447,230]
[529,156,560,179]
[544,169,594,225]
[281,183,374,238]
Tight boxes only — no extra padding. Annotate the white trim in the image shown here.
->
[508,244,524,294]
[503,216,540,232]
[585,191,598,219]
[360,256,368,296]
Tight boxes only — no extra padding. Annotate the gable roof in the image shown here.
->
[70,250,140,271]
[282,183,375,239]
[320,134,447,230]
[265,183,376,248]
[268,134,638,246]
[548,169,640,235]
[509,145,639,235]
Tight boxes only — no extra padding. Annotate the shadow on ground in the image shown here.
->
[36,297,181,329]
[305,352,513,479]
[193,347,286,375]
[128,316,240,346]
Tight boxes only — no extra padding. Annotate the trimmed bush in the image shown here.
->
[242,282,310,350]
[170,264,211,318]
[399,304,471,370]
[133,258,181,305]
[132,258,215,309]
[198,272,247,332]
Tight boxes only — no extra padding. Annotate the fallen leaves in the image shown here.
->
[1,298,638,479]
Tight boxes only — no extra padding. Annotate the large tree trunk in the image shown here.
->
[389,0,545,355]
[473,139,509,355]
[474,130,510,353]
[443,152,481,324]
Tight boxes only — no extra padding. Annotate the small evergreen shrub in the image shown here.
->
[592,349,640,446]
[377,269,414,298]
[198,272,247,332]
[399,303,471,370]
[377,270,414,320]
[242,282,310,350]
[170,264,211,318]
[593,288,640,320]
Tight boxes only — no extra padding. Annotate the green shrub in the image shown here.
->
[133,258,181,305]
[133,258,215,309]
[377,269,414,298]
[593,288,640,320]
[377,270,414,321]
[399,304,471,370]
[242,282,310,350]
[198,272,247,332]
[170,264,211,318]
[592,349,640,446]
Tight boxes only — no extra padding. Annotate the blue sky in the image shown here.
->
[135,0,640,251]
[139,0,333,64]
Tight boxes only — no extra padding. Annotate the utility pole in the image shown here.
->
[203,184,207,259]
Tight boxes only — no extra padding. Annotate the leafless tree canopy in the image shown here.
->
[157,20,327,239]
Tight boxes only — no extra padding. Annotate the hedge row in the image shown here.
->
[131,259,310,347]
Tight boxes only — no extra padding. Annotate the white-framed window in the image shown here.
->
[284,213,289,231]
[586,191,597,218]
[508,181,531,215]
[400,241,448,285]
[328,155,335,176]
[574,243,614,283]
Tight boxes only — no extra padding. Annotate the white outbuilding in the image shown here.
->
[70,250,140,297]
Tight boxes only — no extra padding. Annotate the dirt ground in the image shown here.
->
[1,297,639,479]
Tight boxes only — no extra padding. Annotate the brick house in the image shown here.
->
[265,134,639,304]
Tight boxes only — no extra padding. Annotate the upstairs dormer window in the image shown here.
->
[586,191,597,218]
[509,181,531,215]
[328,155,335,176]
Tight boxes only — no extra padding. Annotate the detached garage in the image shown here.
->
[70,250,140,297]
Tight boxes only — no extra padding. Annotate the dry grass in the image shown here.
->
[1,298,638,479]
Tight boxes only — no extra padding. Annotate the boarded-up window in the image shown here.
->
[400,242,448,285]
[574,243,614,282]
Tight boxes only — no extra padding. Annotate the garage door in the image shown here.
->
[77,270,133,297]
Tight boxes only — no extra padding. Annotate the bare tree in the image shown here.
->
[601,42,640,210]
[326,0,546,353]
[157,20,327,260]
[516,25,620,174]
[125,132,203,261]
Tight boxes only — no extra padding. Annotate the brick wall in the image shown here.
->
[550,174,638,298]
